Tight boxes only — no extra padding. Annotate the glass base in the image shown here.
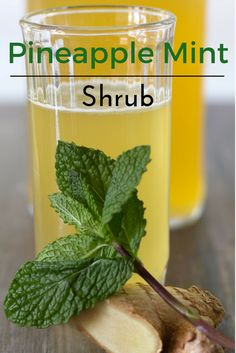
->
[160,266,167,285]
[170,202,205,230]
[27,203,34,216]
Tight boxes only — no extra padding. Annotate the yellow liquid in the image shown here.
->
[29,88,171,281]
[27,0,205,224]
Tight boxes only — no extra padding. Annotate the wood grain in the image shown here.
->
[0,105,234,353]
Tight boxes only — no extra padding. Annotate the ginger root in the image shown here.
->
[71,283,225,353]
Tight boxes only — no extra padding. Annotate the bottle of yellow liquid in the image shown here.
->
[27,0,206,228]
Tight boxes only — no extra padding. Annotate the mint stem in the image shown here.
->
[115,244,235,351]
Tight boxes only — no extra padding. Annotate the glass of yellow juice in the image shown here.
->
[21,5,175,282]
[27,0,205,229]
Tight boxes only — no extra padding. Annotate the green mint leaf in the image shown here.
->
[71,257,133,311]
[36,233,117,262]
[36,234,102,262]
[49,193,100,234]
[4,257,133,328]
[4,142,152,330]
[75,174,102,220]
[111,192,146,256]
[102,146,151,225]
[56,141,114,216]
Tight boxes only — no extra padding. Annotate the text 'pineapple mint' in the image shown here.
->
[9,41,229,69]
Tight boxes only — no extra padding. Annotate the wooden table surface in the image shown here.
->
[0,105,234,353]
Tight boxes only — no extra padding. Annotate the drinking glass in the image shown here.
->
[21,6,175,282]
[27,0,205,230]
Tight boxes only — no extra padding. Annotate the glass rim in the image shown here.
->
[20,5,176,34]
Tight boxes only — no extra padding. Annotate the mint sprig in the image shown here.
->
[4,141,235,350]
[4,142,148,328]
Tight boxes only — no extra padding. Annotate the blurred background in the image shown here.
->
[0,0,234,104]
